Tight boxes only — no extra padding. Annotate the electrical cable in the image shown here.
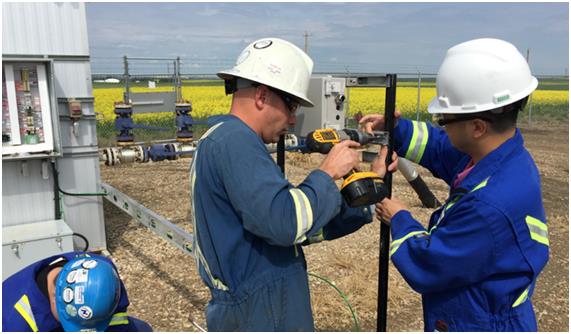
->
[51,160,62,219]
[51,162,107,197]
[308,272,361,331]
[72,233,90,252]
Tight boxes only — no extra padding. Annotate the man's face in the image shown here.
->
[47,267,63,322]
[440,114,472,152]
[261,89,299,144]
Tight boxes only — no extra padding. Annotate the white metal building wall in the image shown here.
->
[2,2,89,56]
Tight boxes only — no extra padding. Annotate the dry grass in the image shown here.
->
[101,120,568,331]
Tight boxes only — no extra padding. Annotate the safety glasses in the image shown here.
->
[268,87,300,114]
[435,114,493,127]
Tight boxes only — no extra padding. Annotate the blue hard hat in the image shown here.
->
[55,255,121,332]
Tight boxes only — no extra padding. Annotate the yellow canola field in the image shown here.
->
[93,86,232,122]
[93,86,568,121]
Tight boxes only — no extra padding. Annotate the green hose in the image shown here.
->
[308,272,361,331]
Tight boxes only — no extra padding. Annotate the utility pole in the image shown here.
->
[526,48,533,126]
[303,31,311,53]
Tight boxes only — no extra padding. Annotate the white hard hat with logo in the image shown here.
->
[218,37,314,107]
[428,38,538,114]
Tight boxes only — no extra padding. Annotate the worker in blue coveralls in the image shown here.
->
[361,38,549,331]
[2,251,153,332]
[190,37,397,331]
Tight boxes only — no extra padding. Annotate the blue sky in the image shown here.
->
[86,2,569,76]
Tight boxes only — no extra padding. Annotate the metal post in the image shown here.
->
[303,31,310,53]
[172,60,177,99]
[123,56,130,103]
[176,57,182,101]
[377,73,396,332]
[277,135,285,174]
[525,49,532,126]
[528,94,533,126]
[416,71,421,121]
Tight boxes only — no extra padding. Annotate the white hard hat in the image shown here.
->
[218,37,314,107]
[428,38,538,114]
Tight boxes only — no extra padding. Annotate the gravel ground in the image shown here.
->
[101,119,568,331]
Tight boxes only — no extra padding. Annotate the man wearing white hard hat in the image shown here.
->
[189,37,396,331]
[361,38,548,331]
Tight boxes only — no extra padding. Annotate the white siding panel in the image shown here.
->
[2,3,89,56]
[2,160,55,226]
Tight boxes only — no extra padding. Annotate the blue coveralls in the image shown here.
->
[2,251,151,332]
[190,115,373,331]
[390,119,549,331]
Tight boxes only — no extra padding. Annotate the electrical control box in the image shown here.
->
[2,219,74,280]
[2,3,107,262]
[2,62,58,157]
[292,76,346,138]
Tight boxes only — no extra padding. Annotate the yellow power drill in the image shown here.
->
[305,128,389,207]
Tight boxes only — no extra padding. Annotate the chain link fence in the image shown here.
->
[94,75,568,148]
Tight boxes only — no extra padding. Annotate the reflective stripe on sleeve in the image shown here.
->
[108,312,129,326]
[429,177,490,235]
[512,285,530,308]
[470,177,490,193]
[390,230,428,257]
[14,295,38,332]
[289,188,314,244]
[307,227,325,244]
[405,121,429,163]
[189,121,229,291]
[526,216,549,246]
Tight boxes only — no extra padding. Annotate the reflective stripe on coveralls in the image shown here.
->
[512,285,531,308]
[405,121,429,163]
[190,122,229,291]
[14,295,38,332]
[108,312,129,326]
[390,231,428,256]
[289,188,314,244]
[391,177,490,256]
[511,218,548,308]
[526,216,549,246]
[307,228,325,244]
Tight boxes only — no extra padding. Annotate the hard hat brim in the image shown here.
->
[427,77,538,114]
[217,70,315,108]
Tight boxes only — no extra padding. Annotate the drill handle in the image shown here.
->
[305,130,335,154]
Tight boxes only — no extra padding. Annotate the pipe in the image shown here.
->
[398,159,441,208]
[361,152,441,209]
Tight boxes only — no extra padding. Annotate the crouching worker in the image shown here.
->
[2,251,152,332]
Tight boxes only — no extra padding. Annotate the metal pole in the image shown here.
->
[176,57,182,101]
[277,135,285,174]
[416,71,421,121]
[123,56,130,103]
[526,49,532,126]
[377,73,396,332]
[528,94,533,126]
[303,31,309,53]
[172,60,176,98]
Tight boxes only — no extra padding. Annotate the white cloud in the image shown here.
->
[86,2,569,75]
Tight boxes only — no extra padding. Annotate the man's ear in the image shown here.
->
[471,118,488,139]
[254,85,269,110]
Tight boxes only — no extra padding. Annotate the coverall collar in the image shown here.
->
[28,260,64,331]
[455,129,524,193]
